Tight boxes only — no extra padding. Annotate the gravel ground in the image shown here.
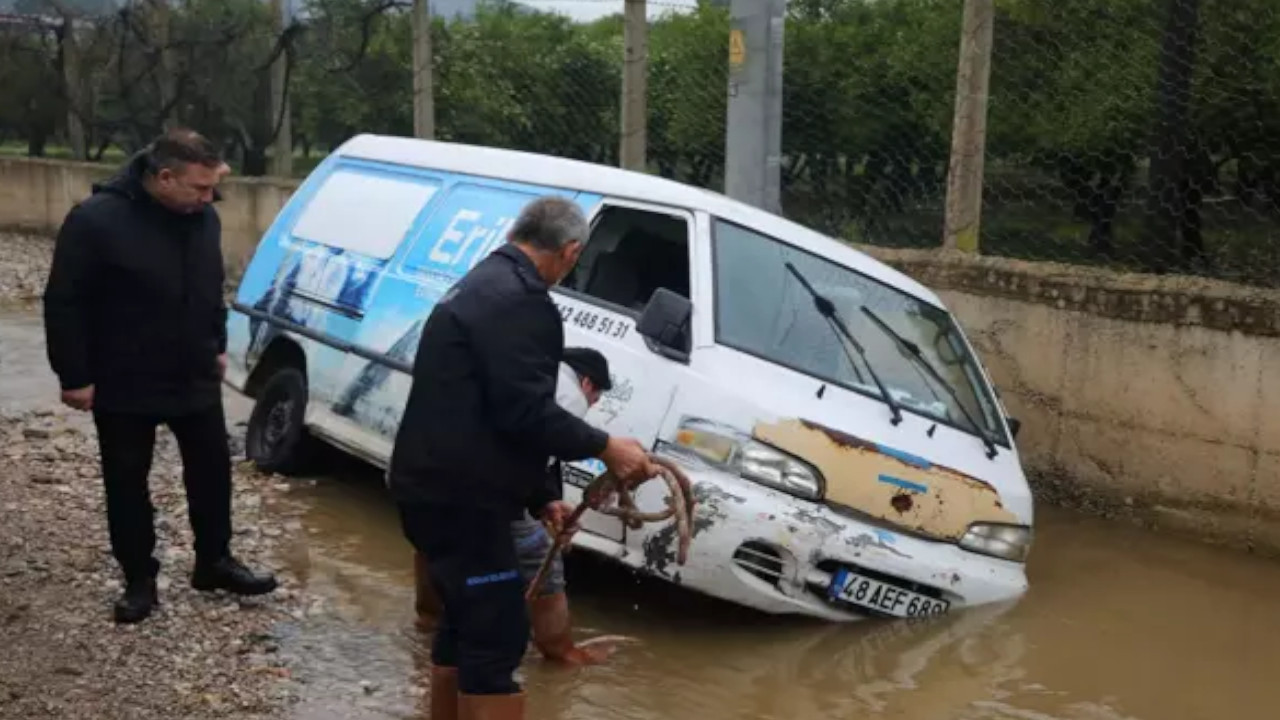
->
[0,233,53,308]
[0,232,436,719]
[0,409,314,719]
[0,233,423,719]
[0,232,315,718]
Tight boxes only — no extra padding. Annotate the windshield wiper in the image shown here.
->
[784,262,903,426]
[860,306,1000,459]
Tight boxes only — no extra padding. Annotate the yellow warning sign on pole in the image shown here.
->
[728,29,746,67]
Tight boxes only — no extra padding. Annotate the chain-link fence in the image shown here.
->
[778,1,958,254]
[778,0,1280,287]
[982,0,1280,285]
[2,0,1279,286]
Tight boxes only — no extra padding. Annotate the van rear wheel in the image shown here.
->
[246,367,317,476]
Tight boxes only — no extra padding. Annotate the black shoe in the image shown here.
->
[191,556,278,596]
[113,578,158,624]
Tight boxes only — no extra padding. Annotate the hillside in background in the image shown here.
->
[1,0,529,21]
[1,0,121,15]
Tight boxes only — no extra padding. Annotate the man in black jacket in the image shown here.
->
[389,195,655,720]
[42,128,278,625]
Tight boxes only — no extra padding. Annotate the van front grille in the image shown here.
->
[732,541,785,587]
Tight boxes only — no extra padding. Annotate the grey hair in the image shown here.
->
[509,196,589,252]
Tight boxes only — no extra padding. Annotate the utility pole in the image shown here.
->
[941,0,994,253]
[723,0,785,214]
[412,0,435,139]
[269,0,293,177]
[619,0,647,171]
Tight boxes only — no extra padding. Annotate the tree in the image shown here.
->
[782,0,957,243]
[990,0,1158,261]
[0,25,63,156]
[292,0,414,152]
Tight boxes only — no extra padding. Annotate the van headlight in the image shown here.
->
[959,523,1033,563]
[673,418,824,500]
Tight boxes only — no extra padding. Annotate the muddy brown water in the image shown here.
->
[5,310,1280,720]
[275,462,1280,720]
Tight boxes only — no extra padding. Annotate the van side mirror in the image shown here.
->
[1006,416,1021,440]
[637,288,692,363]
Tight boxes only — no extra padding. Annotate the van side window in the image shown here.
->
[563,206,691,313]
[290,168,441,260]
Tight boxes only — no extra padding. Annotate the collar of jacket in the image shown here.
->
[91,150,225,205]
[492,243,550,293]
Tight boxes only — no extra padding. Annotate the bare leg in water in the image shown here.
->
[528,591,619,665]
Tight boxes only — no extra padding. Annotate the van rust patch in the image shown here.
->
[752,418,1018,540]
[890,493,913,514]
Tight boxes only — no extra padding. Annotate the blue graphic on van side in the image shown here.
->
[872,529,897,545]
[227,155,601,441]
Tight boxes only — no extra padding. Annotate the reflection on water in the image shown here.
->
[274,457,1280,720]
[0,312,59,412]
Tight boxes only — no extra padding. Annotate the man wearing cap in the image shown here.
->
[413,346,619,667]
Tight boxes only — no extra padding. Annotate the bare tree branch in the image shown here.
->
[320,0,410,75]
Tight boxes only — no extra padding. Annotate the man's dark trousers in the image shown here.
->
[93,400,232,582]
[400,501,529,695]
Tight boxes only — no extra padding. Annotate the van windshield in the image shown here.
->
[712,219,1007,445]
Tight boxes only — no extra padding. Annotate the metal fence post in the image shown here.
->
[942,0,994,253]
[412,0,436,140]
[269,0,293,177]
[620,0,648,171]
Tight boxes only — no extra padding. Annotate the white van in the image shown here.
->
[224,134,1034,622]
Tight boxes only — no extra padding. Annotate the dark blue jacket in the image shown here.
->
[388,244,609,518]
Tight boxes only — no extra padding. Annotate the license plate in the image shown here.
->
[829,569,950,618]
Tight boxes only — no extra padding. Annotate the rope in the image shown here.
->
[525,454,696,602]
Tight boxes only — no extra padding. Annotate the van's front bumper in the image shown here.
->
[576,455,1029,622]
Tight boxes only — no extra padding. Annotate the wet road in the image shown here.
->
[5,310,1280,720]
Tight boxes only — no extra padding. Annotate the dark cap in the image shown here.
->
[562,346,612,392]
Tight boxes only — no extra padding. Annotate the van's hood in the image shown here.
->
[690,350,1033,540]
[753,417,1023,541]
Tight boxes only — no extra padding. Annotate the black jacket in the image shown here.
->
[42,152,228,416]
[388,244,609,519]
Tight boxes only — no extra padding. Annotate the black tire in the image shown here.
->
[245,366,317,476]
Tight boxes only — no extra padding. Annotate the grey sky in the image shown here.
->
[518,0,698,23]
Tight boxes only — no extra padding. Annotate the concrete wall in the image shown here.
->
[0,155,299,281]
[3,156,1277,554]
